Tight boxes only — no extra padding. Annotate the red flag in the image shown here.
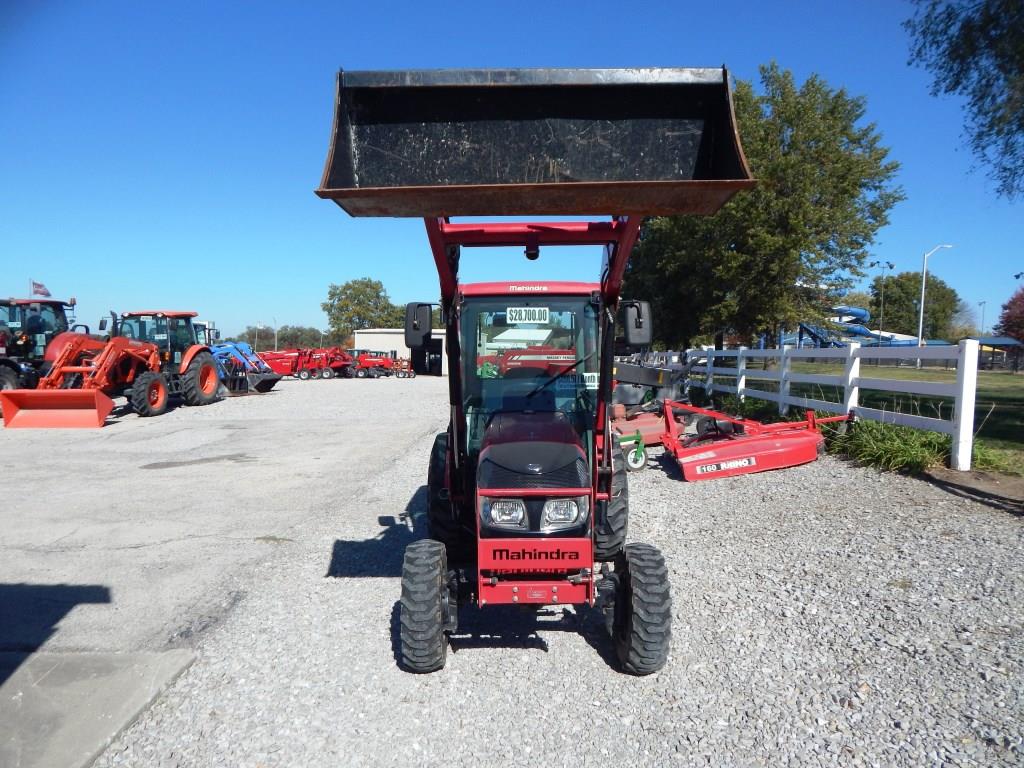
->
[31,281,51,297]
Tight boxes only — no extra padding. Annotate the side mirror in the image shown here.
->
[98,318,108,331]
[405,302,433,349]
[213,329,221,341]
[71,323,90,334]
[622,301,653,347]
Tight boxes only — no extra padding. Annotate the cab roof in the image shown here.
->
[120,311,198,318]
[461,281,598,297]
[5,298,73,306]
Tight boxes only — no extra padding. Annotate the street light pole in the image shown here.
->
[320,329,325,347]
[272,316,278,351]
[916,244,953,367]
[978,301,986,336]
[869,260,895,345]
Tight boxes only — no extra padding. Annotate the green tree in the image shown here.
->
[626,63,904,348]
[905,0,1024,199]
[869,271,960,340]
[949,299,979,340]
[839,290,874,312]
[994,285,1024,341]
[321,278,401,339]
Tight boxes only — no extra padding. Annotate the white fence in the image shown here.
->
[683,340,980,471]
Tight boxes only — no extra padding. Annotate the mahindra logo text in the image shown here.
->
[507,285,548,292]
[493,548,580,561]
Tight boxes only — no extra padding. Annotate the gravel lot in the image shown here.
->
[75,380,1024,768]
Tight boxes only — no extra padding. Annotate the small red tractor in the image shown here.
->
[346,348,395,378]
[316,67,754,673]
[0,310,220,428]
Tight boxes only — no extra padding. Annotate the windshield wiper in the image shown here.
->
[525,351,596,399]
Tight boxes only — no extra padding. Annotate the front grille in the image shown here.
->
[479,457,589,489]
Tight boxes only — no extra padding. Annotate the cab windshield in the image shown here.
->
[461,295,600,455]
[21,303,68,335]
[119,315,168,343]
[119,315,197,354]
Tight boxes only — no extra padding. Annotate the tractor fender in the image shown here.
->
[45,331,103,362]
[179,344,212,374]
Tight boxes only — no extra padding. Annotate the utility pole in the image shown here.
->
[978,301,986,337]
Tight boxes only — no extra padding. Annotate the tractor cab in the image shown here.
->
[103,311,205,367]
[3,298,78,360]
[461,285,601,463]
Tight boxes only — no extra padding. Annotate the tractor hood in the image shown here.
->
[478,411,589,489]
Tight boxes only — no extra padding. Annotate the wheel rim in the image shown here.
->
[199,363,218,394]
[148,379,166,406]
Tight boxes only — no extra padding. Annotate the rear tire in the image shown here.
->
[612,543,672,675]
[131,371,170,417]
[594,446,628,561]
[297,368,311,380]
[182,351,219,406]
[427,432,471,561]
[355,368,368,379]
[321,367,334,379]
[399,539,450,673]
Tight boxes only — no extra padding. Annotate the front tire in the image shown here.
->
[612,543,672,675]
[0,366,19,391]
[399,539,451,673]
[131,371,170,417]
[182,351,219,406]
[355,368,368,379]
[321,367,334,379]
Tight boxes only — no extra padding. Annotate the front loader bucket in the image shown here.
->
[247,373,281,393]
[317,68,754,217]
[0,389,115,428]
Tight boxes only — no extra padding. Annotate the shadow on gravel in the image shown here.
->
[0,583,112,685]
[646,449,683,480]
[921,472,1023,517]
[325,486,429,578]
[389,600,619,671]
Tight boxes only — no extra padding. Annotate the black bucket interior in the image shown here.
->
[316,68,754,217]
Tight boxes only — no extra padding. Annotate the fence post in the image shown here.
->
[736,346,747,403]
[778,345,792,415]
[951,339,979,471]
[706,348,715,394]
[842,343,861,413]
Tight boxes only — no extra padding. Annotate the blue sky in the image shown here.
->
[1,1,1021,337]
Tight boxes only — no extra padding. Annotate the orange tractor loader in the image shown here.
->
[0,311,220,428]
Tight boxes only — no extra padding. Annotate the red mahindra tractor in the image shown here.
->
[0,310,219,428]
[316,67,754,673]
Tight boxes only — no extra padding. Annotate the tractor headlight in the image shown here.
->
[481,498,527,529]
[541,496,589,531]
